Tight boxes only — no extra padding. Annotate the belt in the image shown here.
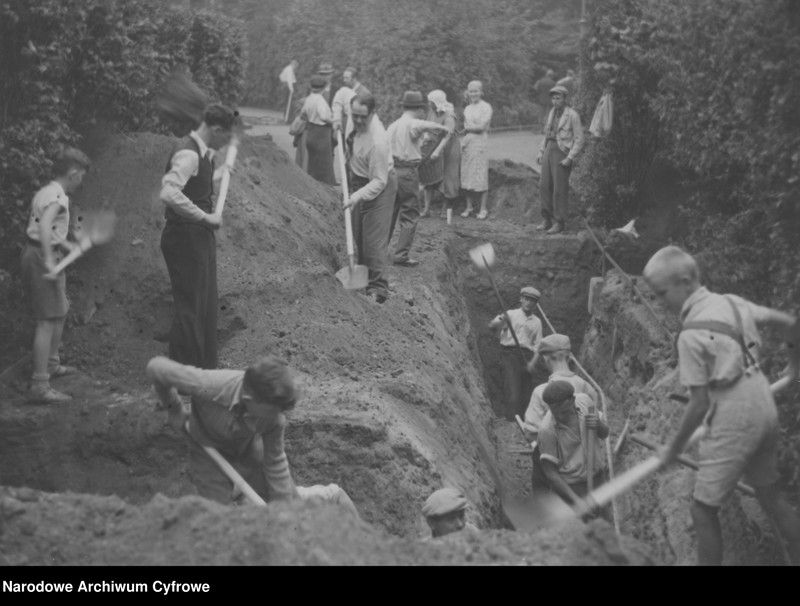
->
[393,158,420,169]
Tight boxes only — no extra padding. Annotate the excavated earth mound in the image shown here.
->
[0,130,655,565]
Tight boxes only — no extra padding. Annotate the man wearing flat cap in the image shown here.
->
[522,333,597,438]
[536,84,584,235]
[147,354,300,504]
[488,286,543,421]
[386,91,450,267]
[534,380,608,509]
[422,487,479,539]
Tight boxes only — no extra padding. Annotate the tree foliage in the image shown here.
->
[242,0,580,127]
[0,0,248,268]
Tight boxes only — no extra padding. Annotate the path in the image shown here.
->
[240,107,543,174]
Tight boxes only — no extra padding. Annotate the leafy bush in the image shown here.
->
[0,0,248,269]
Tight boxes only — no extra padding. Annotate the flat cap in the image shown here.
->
[537,333,571,354]
[549,85,569,97]
[520,286,541,301]
[422,487,468,518]
[542,380,575,405]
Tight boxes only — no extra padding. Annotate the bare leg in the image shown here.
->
[33,319,56,377]
[691,499,723,566]
[477,190,489,219]
[421,188,431,217]
[462,192,475,217]
[47,316,66,372]
[755,483,800,565]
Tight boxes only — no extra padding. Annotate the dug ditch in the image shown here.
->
[0,131,654,565]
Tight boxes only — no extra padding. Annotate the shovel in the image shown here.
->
[468,242,528,368]
[43,210,117,279]
[334,130,368,290]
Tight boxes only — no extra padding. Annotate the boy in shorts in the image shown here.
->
[21,147,91,403]
[644,245,800,565]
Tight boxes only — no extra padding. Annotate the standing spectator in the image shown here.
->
[332,67,370,141]
[557,69,577,98]
[386,91,449,267]
[21,147,91,402]
[343,94,398,303]
[300,75,335,185]
[418,90,460,219]
[279,59,298,120]
[291,83,310,172]
[160,104,237,370]
[488,286,543,421]
[317,62,335,108]
[533,69,556,132]
[537,85,584,234]
[460,80,493,220]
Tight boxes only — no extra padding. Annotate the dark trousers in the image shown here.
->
[160,221,218,369]
[352,169,397,298]
[388,166,420,262]
[500,346,535,421]
[540,140,571,224]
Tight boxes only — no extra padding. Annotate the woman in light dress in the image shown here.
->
[459,80,492,219]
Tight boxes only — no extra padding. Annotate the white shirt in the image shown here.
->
[349,115,393,204]
[332,86,356,137]
[494,308,542,352]
[160,131,214,222]
[279,64,296,90]
[26,181,69,245]
[302,92,332,126]
[524,370,598,433]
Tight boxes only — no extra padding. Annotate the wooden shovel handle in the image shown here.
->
[213,137,239,218]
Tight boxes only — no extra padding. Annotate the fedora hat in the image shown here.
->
[318,62,334,75]
[399,90,427,108]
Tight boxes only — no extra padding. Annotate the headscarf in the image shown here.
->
[427,90,455,117]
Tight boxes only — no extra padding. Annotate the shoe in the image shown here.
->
[476,210,489,220]
[460,208,473,218]
[420,210,430,218]
[29,386,72,403]
[536,220,553,231]
[393,259,420,267]
[546,222,564,235]
[48,365,77,378]
[367,291,387,304]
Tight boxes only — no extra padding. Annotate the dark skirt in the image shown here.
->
[306,123,335,185]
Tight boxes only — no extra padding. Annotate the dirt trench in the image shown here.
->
[0,130,654,565]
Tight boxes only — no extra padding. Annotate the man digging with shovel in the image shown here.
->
[146,355,358,517]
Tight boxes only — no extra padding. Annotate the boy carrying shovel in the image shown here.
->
[643,245,800,566]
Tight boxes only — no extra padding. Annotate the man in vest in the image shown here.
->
[644,245,800,566]
[386,91,449,267]
[537,85,584,235]
[159,103,237,369]
[488,286,543,421]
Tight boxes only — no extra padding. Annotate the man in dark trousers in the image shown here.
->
[385,91,448,267]
[159,103,237,369]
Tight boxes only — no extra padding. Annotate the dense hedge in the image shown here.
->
[574,0,800,489]
[0,0,247,269]
[243,0,580,128]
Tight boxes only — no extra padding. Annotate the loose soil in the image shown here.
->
[0,122,657,565]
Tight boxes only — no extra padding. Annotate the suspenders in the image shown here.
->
[680,295,759,375]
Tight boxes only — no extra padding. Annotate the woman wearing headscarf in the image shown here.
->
[300,74,335,185]
[460,80,493,219]
[418,90,461,218]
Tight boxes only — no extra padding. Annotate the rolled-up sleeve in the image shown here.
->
[160,150,207,221]
[261,415,297,500]
[351,138,390,204]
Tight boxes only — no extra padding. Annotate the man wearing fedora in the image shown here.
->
[488,286,543,421]
[386,91,449,267]
[300,74,335,184]
[537,84,584,235]
[317,62,335,108]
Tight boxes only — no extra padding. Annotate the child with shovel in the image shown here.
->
[644,245,800,566]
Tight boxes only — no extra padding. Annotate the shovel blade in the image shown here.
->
[468,242,496,269]
[335,264,369,290]
[501,491,574,532]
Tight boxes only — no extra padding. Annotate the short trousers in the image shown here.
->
[21,243,68,320]
[694,372,780,507]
